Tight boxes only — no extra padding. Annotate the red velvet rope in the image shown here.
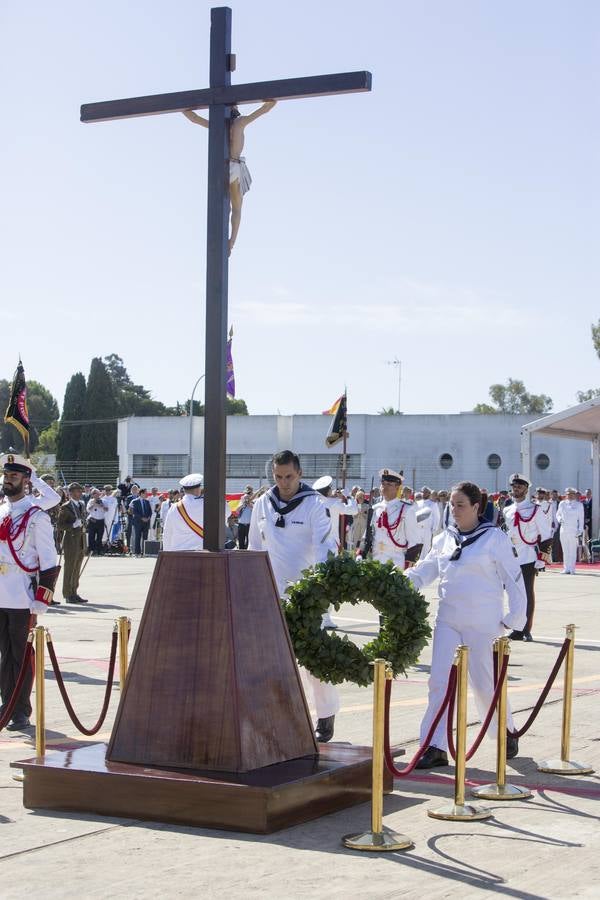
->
[46,631,118,736]
[508,637,571,739]
[0,641,34,731]
[446,654,510,761]
[383,664,457,777]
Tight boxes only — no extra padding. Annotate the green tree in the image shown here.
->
[576,388,600,403]
[378,407,400,415]
[104,353,170,417]
[56,372,87,461]
[575,320,600,402]
[0,377,59,452]
[592,319,600,359]
[473,379,553,415]
[78,358,118,460]
[37,420,59,454]
[182,397,249,415]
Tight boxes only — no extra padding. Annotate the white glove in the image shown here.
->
[31,600,48,615]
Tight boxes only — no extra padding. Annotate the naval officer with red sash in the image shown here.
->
[0,452,59,730]
[162,473,230,551]
[370,469,420,568]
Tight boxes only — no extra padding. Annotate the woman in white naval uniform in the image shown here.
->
[405,481,527,768]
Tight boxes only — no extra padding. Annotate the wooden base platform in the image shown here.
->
[12,742,393,834]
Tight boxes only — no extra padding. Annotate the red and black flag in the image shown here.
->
[323,392,347,448]
[4,360,30,455]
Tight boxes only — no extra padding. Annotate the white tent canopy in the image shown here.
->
[521,397,600,537]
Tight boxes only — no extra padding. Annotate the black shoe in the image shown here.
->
[315,715,335,743]
[66,595,88,604]
[6,716,32,731]
[508,630,524,641]
[523,630,533,642]
[506,732,519,759]
[75,594,89,603]
[50,599,61,606]
[416,746,449,769]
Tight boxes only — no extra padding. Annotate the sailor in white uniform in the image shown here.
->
[370,469,420,568]
[0,453,59,730]
[162,474,230,551]
[502,473,552,641]
[406,480,526,768]
[248,450,340,743]
[556,488,584,574]
[313,475,359,628]
[416,486,440,556]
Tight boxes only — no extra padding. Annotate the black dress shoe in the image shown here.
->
[508,630,524,641]
[50,599,61,606]
[416,745,449,769]
[66,595,88,604]
[7,717,32,731]
[315,715,335,743]
[506,732,519,759]
[523,630,533,642]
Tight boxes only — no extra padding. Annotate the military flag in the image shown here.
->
[323,392,347,447]
[226,326,236,399]
[4,359,30,455]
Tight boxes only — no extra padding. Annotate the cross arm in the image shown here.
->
[80,70,371,122]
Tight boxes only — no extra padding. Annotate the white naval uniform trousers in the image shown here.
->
[556,500,584,573]
[406,525,526,752]
[249,489,340,719]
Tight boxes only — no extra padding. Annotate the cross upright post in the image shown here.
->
[80,6,371,551]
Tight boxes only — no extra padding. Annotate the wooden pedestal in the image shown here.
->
[13,742,393,834]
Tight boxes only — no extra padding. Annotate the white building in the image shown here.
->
[117,413,594,494]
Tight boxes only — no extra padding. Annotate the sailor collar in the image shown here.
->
[268,483,316,528]
[446,520,494,560]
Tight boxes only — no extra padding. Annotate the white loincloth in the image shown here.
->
[229,157,252,196]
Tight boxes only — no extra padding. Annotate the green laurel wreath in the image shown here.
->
[283,553,431,687]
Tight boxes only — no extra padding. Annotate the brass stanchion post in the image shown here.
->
[473,638,531,800]
[429,645,492,821]
[117,616,130,692]
[35,626,46,757]
[342,659,413,851]
[538,624,594,775]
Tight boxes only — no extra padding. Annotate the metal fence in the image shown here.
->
[53,460,120,486]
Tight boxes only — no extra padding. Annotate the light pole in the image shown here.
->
[188,374,205,474]
[386,357,401,413]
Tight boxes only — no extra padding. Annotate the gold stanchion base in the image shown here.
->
[471,782,532,801]
[537,758,595,776]
[342,828,413,852]
[428,801,492,821]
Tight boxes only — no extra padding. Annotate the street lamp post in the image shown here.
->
[386,357,401,413]
[188,374,205,474]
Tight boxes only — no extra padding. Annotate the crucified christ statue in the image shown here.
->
[183,100,277,254]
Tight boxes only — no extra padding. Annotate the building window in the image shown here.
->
[298,453,362,479]
[132,454,188,477]
[439,453,453,470]
[535,453,550,470]
[226,454,272,477]
[487,453,502,470]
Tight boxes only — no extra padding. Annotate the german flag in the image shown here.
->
[4,360,30,455]
[324,392,347,447]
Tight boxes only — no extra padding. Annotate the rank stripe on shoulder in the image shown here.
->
[176,501,204,538]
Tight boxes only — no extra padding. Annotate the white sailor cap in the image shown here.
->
[379,468,403,484]
[313,475,333,493]
[509,473,530,487]
[565,486,578,495]
[179,473,203,488]
[1,451,33,475]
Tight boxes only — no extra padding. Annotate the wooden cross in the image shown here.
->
[81,6,371,551]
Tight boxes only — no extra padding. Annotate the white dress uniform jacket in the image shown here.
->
[503,499,552,565]
[415,499,439,556]
[248,485,339,719]
[0,495,57,611]
[162,494,230,551]
[29,473,61,512]
[406,522,526,752]
[318,494,359,548]
[372,497,420,568]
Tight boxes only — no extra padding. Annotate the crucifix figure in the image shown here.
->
[81,6,371,552]
[183,100,277,254]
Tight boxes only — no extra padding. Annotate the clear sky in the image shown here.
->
[1,1,598,417]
